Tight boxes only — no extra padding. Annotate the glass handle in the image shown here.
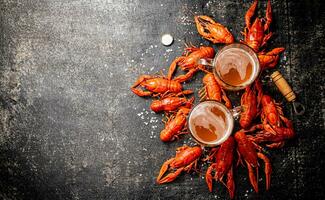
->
[230,106,242,120]
[198,58,214,68]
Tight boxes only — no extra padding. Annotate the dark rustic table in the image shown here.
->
[1,0,324,199]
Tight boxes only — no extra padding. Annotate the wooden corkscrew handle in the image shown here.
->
[271,71,305,115]
[271,71,296,102]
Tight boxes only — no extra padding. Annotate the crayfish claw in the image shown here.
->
[205,163,217,192]
[245,0,258,28]
[226,167,235,199]
[257,152,272,190]
[131,88,152,97]
[157,158,174,183]
[264,0,272,31]
[157,167,184,184]
[247,163,259,193]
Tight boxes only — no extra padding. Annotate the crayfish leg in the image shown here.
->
[184,45,199,54]
[261,32,273,48]
[176,145,189,152]
[199,88,207,102]
[184,161,196,173]
[267,47,285,55]
[266,142,285,149]
[257,152,272,190]
[221,89,232,109]
[181,90,194,96]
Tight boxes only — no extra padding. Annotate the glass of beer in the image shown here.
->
[188,101,241,147]
[199,43,260,91]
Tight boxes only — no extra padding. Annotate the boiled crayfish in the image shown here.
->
[258,47,285,70]
[157,145,202,184]
[150,92,194,113]
[247,95,295,148]
[239,80,263,129]
[199,73,232,108]
[160,107,191,142]
[195,15,234,44]
[167,46,215,82]
[242,0,273,52]
[248,116,295,149]
[235,131,272,193]
[206,137,235,199]
[131,75,191,97]
[260,94,283,127]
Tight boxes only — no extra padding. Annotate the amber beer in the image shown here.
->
[188,101,238,147]
[214,43,260,90]
[199,43,260,91]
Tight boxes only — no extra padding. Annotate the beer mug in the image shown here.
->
[199,43,260,91]
[188,101,241,147]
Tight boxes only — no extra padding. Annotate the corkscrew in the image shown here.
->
[270,71,305,115]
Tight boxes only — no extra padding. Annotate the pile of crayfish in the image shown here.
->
[131,1,294,199]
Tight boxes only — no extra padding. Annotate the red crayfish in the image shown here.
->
[131,75,191,97]
[248,116,295,149]
[239,80,263,129]
[157,145,202,184]
[235,130,272,193]
[260,94,283,127]
[248,95,295,148]
[199,73,232,108]
[206,137,235,199]
[242,0,273,52]
[167,46,215,82]
[160,107,191,142]
[150,92,194,113]
[195,15,234,44]
[258,47,285,70]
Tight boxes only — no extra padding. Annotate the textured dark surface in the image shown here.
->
[0,0,324,199]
